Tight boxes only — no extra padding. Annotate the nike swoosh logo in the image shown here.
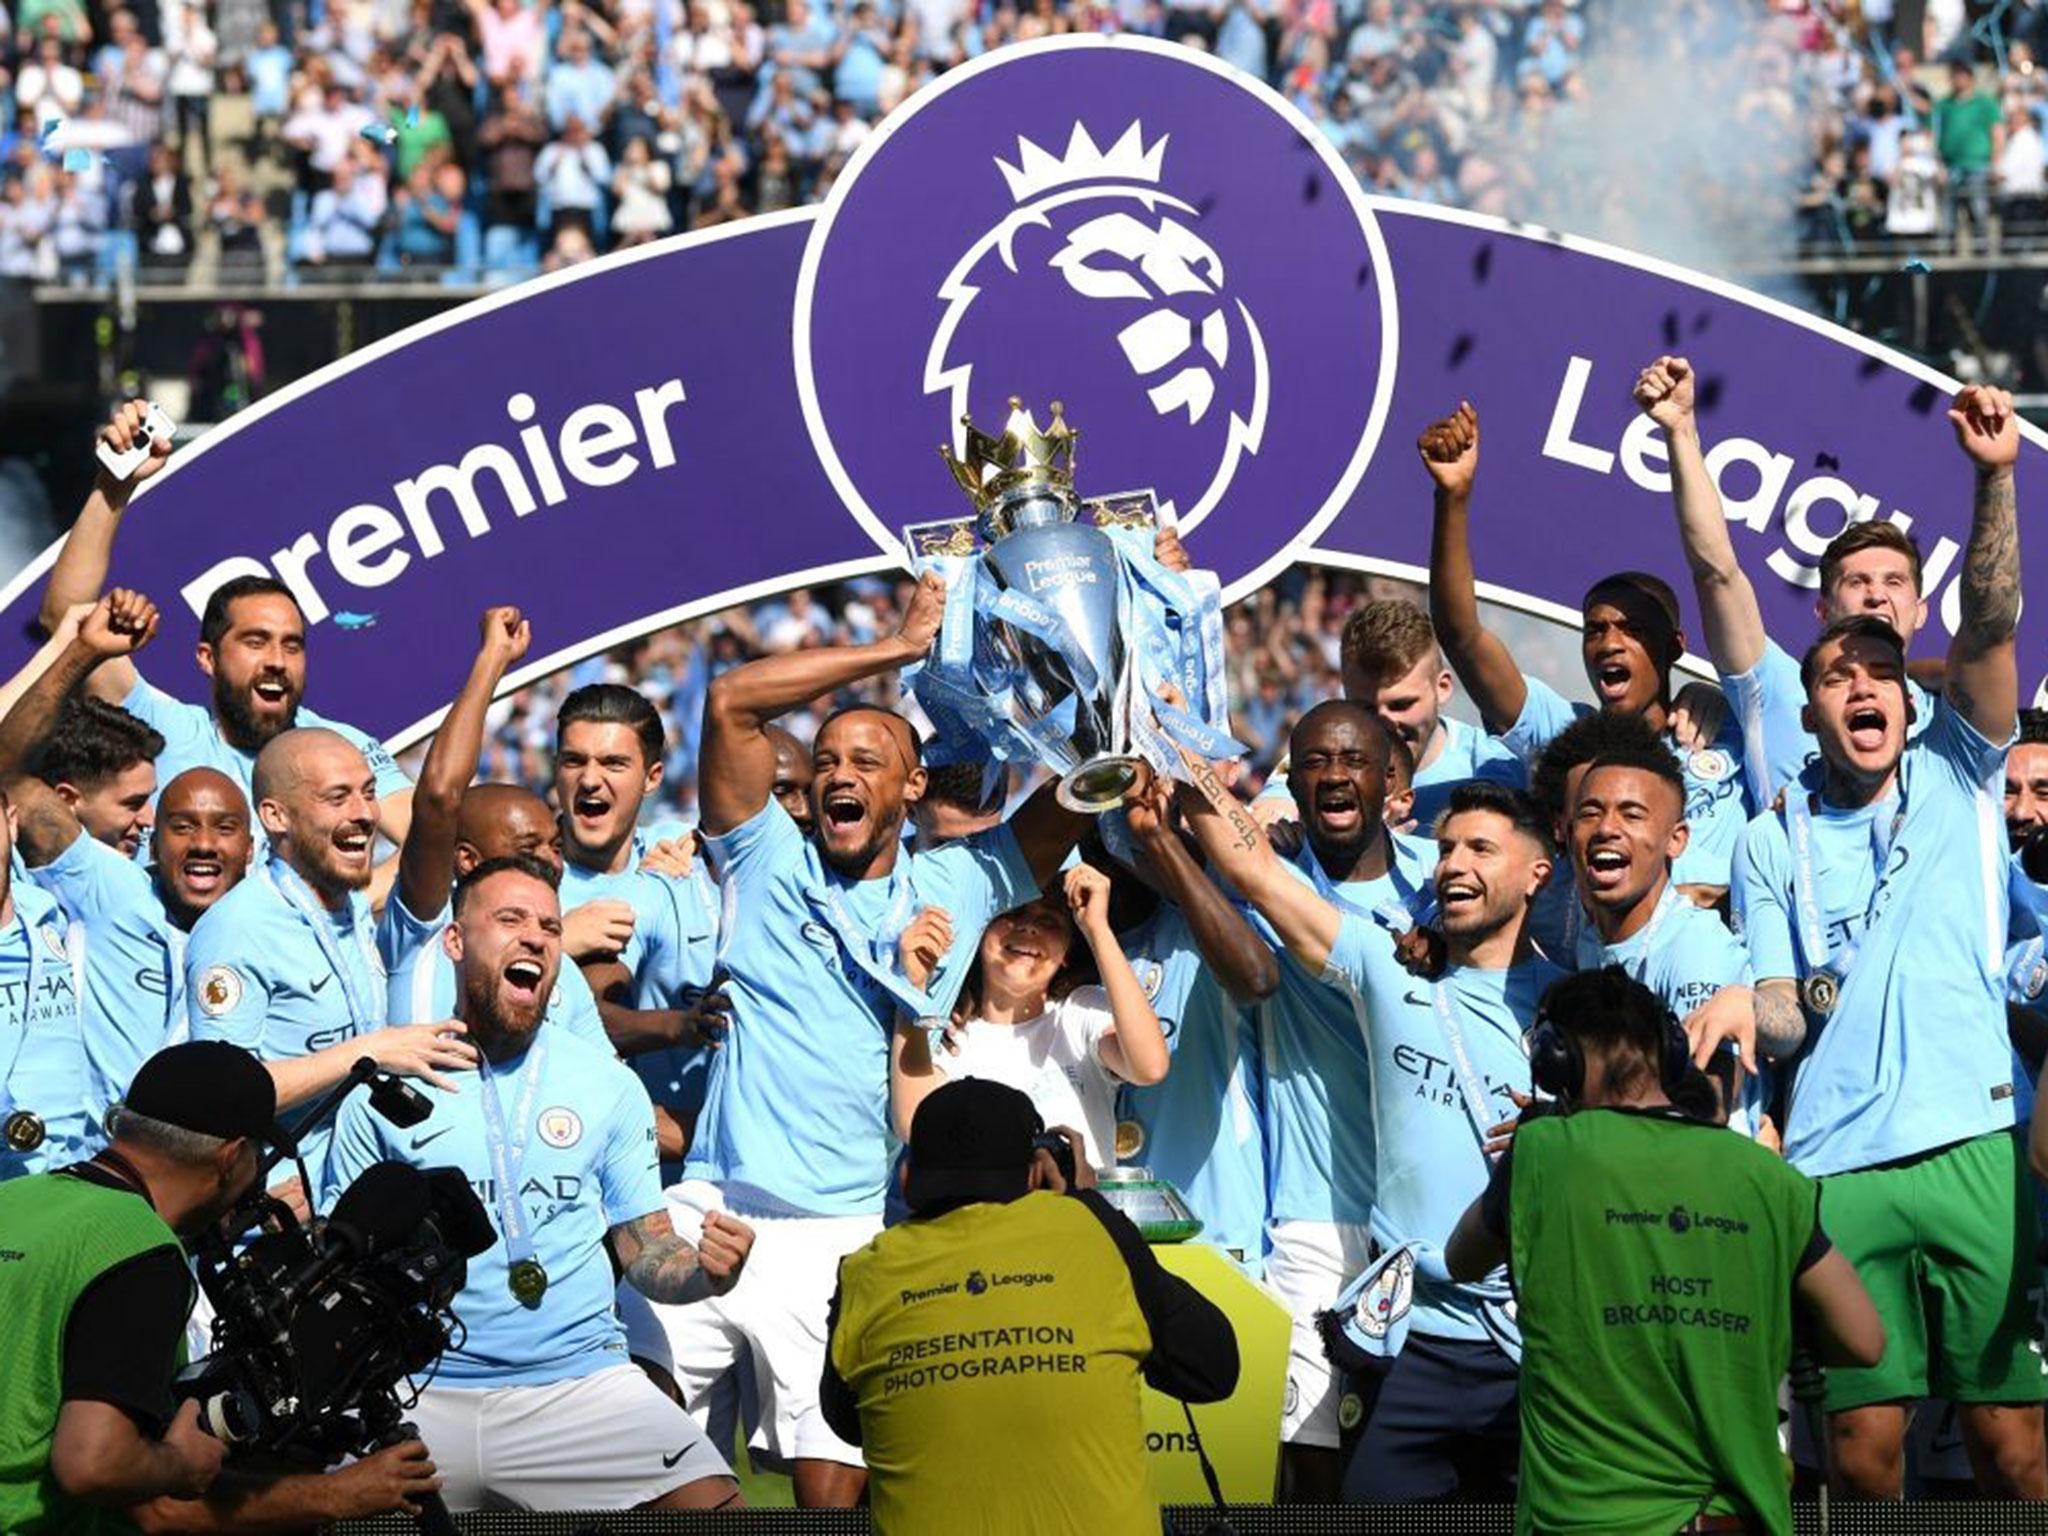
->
[410,1127,451,1151]
[1403,991,1429,1007]
[661,1449,689,1469]
[310,975,332,994]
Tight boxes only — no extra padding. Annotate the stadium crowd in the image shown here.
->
[0,0,1976,287]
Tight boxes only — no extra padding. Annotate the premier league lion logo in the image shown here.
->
[796,37,1392,596]
[925,122,1269,530]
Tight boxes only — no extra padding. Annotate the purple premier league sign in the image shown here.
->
[0,34,2037,744]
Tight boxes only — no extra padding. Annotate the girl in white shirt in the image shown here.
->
[892,863,1169,1172]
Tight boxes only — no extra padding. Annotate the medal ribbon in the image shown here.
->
[261,857,382,1036]
[477,1039,548,1283]
[1784,792,1905,1004]
[1425,974,1511,1150]
[810,872,930,1019]
[1575,882,1685,982]
[0,903,47,1127]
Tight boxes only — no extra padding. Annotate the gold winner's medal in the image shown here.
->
[1801,972,1839,1017]
[507,1258,549,1305]
[3,1110,45,1153]
[1114,1119,1145,1161]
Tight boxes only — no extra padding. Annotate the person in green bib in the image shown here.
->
[1446,968,1884,1535]
[0,1041,276,1533]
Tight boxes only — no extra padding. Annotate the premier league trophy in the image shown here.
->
[904,397,1238,813]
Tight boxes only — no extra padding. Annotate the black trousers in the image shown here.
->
[1338,1333,1520,1502]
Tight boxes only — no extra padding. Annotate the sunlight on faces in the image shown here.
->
[444,866,563,1040]
[63,758,157,858]
[256,732,379,897]
[1801,631,1912,791]
[1343,648,1451,761]
[1580,593,1677,715]
[1821,548,1925,650]
[201,592,308,749]
[154,768,252,916]
[976,893,1076,1005]
[1570,764,1687,917]
[457,785,565,876]
[1434,808,1551,943]
[1287,706,1390,862]
[555,719,660,861]
[811,709,924,876]
[2007,742,2048,842]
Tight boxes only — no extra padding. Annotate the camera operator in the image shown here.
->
[0,1041,261,1528]
[821,1078,1239,1534]
[1444,969,1884,1535]
[324,854,754,1512]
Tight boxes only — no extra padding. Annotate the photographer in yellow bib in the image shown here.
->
[1446,968,1884,1534]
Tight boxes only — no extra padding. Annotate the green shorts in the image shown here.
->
[1817,1131,2048,1414]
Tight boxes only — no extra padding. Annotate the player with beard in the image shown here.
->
[660,569,1087,1508]
[1425,402,1755,900]
[552,684,724,1177]
[36,408,412,860]
[0,589,258,1132]
[1180,767,1563,1501]
[183,728,473,1174]
[1635,355,1943,801]
[1567,742,1786,1136]
[1228,700,1438,1496]
[1731,385,2039,1497]
[326,856,755,1513]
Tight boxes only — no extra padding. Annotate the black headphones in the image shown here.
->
[1527,993,1692,1104]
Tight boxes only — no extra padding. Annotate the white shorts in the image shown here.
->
[655,1180,882,1469]
[1264,1218,1374,1450]
[409,1363,733,1512]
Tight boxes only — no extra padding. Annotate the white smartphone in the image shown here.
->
[95,402,176,484]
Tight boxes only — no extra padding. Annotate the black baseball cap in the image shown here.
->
[903,1079,1042,1213]
[121,1041,294,1150]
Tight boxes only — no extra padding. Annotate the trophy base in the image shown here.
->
[1056,755,1146,815]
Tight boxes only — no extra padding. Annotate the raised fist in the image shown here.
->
[1948,384,2020,473]
[1417,401,1479,498]
[1633,355,1695,431]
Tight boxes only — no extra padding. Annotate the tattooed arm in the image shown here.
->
[1944,386,2022,742]
[607,1208,754,1306]
[1171,746,1342,974]
[1753,978,1809,1060]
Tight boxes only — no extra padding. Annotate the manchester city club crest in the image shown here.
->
[537,1107,583,1149]
[794,36,1395,601]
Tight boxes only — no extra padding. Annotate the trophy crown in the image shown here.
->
[939,398,1078,534]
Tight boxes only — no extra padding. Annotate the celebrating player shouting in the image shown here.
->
[1733,385,2037,1496]
[660,568,1087,1506]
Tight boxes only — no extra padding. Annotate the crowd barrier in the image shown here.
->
[332,1504,2048,1534]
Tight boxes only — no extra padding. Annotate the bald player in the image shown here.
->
[184,727,473,1171]
[0,590,256,1128]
